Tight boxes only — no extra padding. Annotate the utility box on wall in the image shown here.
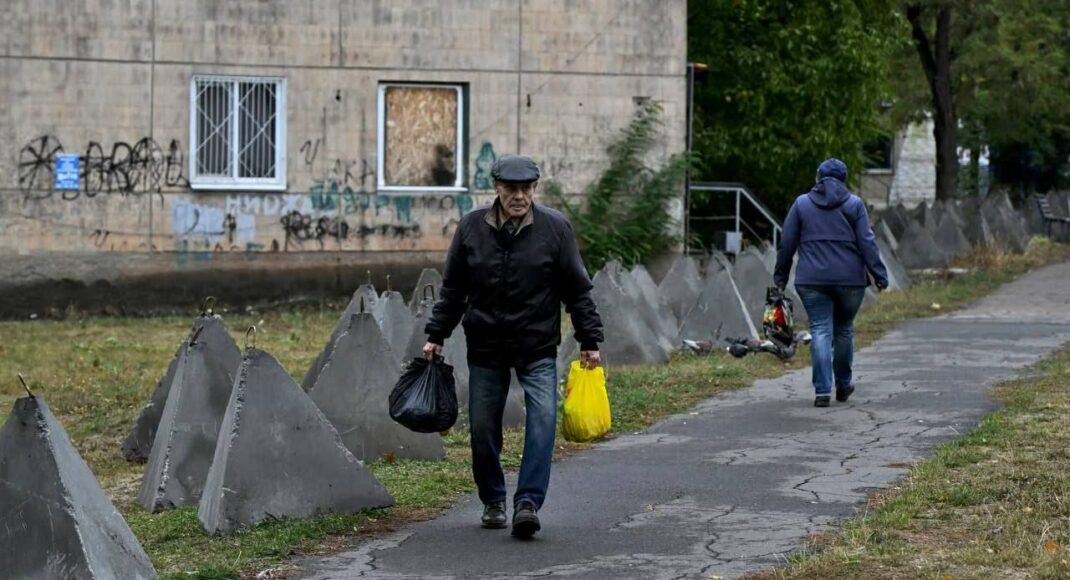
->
[715,231,742,255]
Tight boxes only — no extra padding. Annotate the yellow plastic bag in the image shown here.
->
[562,361,611,443]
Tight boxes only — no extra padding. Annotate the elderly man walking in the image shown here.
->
[423,155,604,538]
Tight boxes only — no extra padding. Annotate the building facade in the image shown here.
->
[0,0,687,312]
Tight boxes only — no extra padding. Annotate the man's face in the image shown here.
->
[495,180,538,219]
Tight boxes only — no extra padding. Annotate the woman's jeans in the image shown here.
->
[796,285,867,396]
[468,358,557,509]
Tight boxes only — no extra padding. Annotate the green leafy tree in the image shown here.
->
[896,0,1070,198]
[546,101,692,271]
[689,0,904,213]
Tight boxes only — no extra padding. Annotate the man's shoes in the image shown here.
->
[814,396,831,408]
[481,501,507,529]
[836,385,855,402]
[511,500,541,538]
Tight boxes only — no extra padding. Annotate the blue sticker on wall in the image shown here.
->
[55,154,80,190]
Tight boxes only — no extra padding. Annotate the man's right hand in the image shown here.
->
[422,342,443,360]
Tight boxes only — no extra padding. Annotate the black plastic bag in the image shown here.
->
[389,356,458,433]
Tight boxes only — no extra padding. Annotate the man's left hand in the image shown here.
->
[580,350,601,369]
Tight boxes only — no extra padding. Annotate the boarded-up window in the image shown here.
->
[378,84,464,190]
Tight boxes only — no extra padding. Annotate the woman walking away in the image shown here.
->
[774,158,889,407]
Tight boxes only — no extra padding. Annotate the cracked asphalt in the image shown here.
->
[299,261,1070,580]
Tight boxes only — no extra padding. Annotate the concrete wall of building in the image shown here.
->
[0,0,687,314]
[888,120,937,209]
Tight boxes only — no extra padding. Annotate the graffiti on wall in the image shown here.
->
[17,135,188,199]
[9,130,488,257]
[473,142,497,191]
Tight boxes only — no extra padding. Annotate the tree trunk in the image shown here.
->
[906,4,958,201]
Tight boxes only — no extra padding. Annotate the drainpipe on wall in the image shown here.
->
[684,62,708,255]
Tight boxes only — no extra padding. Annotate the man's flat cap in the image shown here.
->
[491,155,541,182]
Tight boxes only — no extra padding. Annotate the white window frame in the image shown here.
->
[377,83,466,193]
[189,75,287,191]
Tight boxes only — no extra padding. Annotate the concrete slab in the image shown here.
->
[301,285,378,392]
[1,395,157,579]
[409,269,443,314]
[199,348,394,536]
[138,324,240,512]
[123,315,240,463]
[657,255,703,324]
[308,313,446,462]
[297,261,1070,580]
[896,220,950,270]
[372,290,414,363]
[679,266,758,344]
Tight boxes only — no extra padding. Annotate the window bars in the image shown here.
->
[191,76,286,190]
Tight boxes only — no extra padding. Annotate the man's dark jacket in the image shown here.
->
[425,202,603,368]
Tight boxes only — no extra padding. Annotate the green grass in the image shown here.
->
[749,344,1070,580]
[0,241,1066,578]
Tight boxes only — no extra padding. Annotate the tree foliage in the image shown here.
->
[893,0,1070,196]
[546,101,692,272]
[689,0,905,213]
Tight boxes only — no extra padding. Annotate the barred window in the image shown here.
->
[190,76,287,190]
[377,83,466,191]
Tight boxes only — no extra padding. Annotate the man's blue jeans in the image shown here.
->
[468,358,557,509]
[796,285,867,396]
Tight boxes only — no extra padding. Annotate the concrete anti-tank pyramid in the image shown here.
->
[734,249,776,327]
[123,314,240,462]
[372,290,415,363]
[629,265,681,347]
[402,284,442,362]
[679,263,758,344]
[981,192,1031,253]
[409,268,443,314]
[199,346,394,536]
[657,255,703,321]
[1,393,156,578]
[896,219,950,270]
[139,324,239,512]
[309,312,446,462]
[301,284,378,391]
[122,341,181,463]
[589,262,670,365]
[933,210,972,262]
[875,236,911,291]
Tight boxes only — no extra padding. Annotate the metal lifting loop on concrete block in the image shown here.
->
[366,270,373,286]
[245,326,257,350]
[189,325,205,346]
[201,296,216,317]
[386,275,392,293]
[18,373,33,398]
[423,284,437,302]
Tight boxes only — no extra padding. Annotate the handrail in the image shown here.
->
[689,182,783,248]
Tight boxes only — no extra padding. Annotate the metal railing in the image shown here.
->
[688,182,783,249]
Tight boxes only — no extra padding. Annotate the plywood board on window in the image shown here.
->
[383,86,458,187]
